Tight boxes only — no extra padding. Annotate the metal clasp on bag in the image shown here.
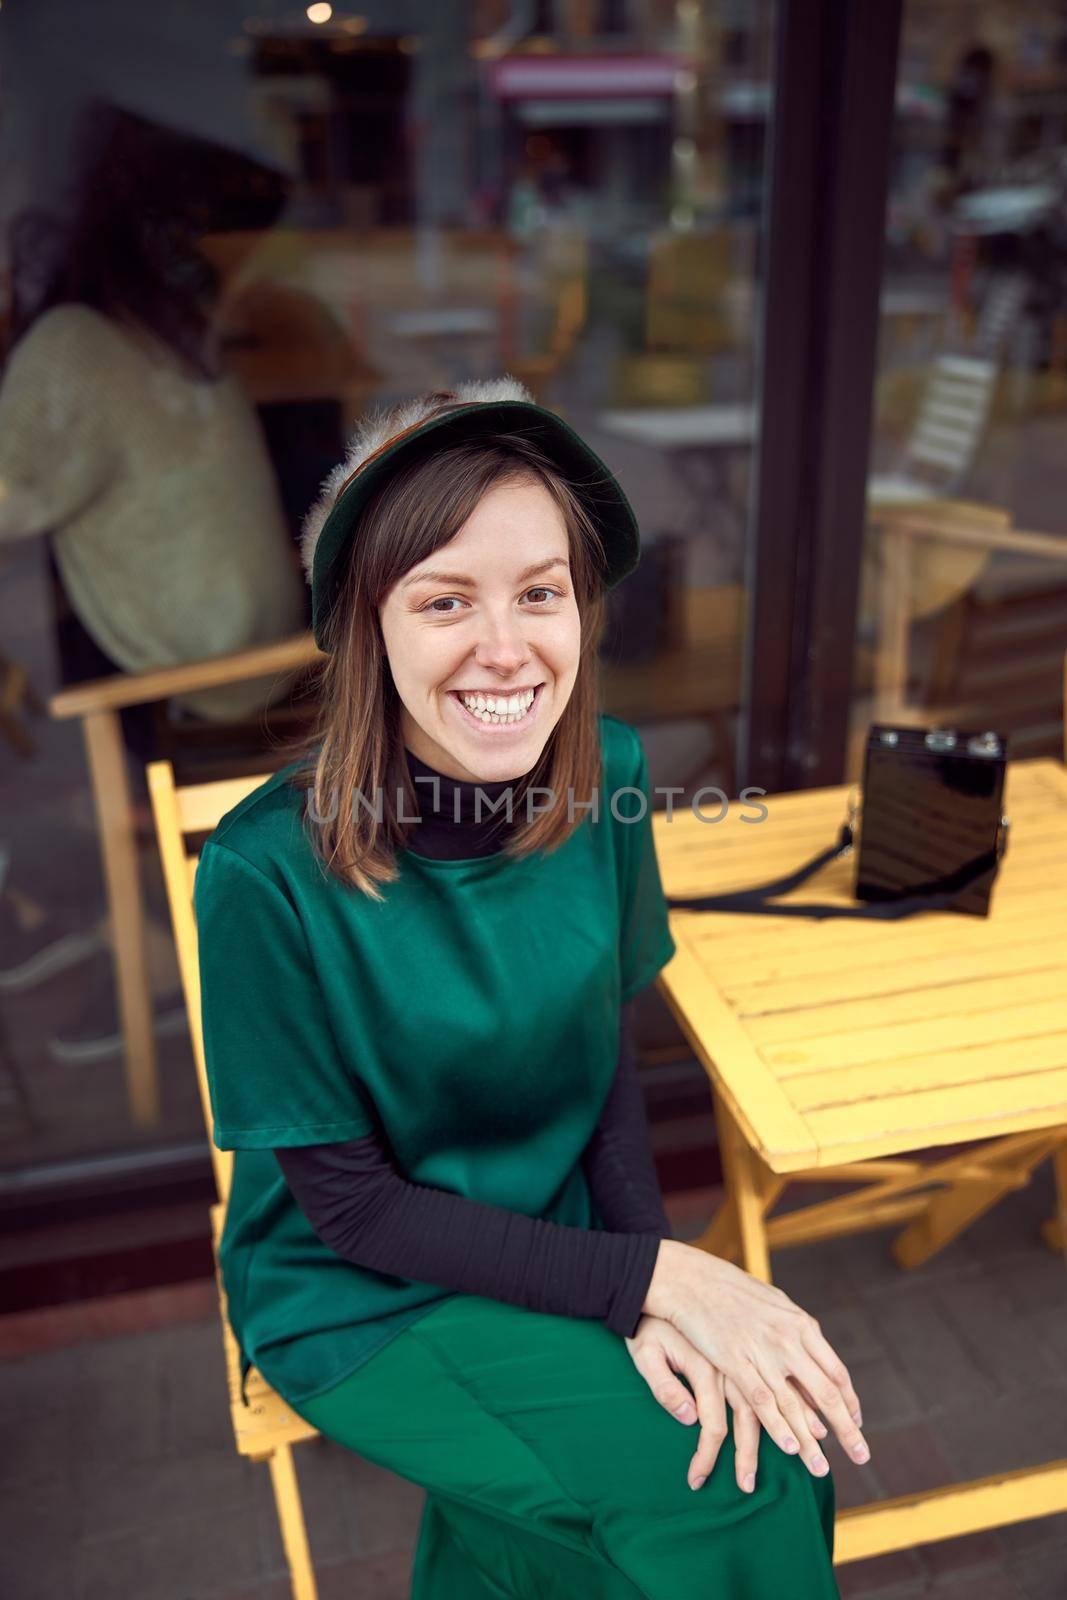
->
[967,731,1003,759]
[839,784,862,856]
[996,814,1010,861]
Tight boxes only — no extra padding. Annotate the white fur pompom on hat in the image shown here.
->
[299,376,536,586]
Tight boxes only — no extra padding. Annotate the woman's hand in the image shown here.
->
[643,1240,869,1481]
[625,1314,830,1494]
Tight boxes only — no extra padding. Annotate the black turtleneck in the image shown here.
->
[402,744,526,859]
[273,745,671,1340]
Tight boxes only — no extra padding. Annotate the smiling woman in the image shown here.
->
[194,378,847,1599]
[287,388,616,895]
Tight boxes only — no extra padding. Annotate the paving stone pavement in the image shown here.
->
[1,1166,1065,1599]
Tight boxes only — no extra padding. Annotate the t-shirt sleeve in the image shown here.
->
[615,726,677,1003]
[194,840,378,1150]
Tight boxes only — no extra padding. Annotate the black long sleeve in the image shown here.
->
[582,999,671,1237]
[274,1138,662,1339]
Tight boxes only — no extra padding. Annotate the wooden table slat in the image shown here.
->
[720,940,1067,1015]
[746,967,1067,1046]
[703,907,1067,986]
[787,1031,1067,1108]
[806,1078,1067,1163]
[762,996,1067,1076]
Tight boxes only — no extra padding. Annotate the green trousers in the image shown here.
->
[290,1293,840,1599]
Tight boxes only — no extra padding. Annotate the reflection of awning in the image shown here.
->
[486,54,689,100]
[514,98,668,127]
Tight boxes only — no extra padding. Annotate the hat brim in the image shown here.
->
[310,400,641,649]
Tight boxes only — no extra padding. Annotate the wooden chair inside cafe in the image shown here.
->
[147,756,324,1600]
[47,623,324,1130]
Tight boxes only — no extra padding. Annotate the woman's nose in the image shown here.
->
[472,611,531,672]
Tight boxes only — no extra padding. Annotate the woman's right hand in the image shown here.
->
[643,1239,871,1480]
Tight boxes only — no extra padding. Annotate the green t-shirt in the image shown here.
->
[194,711,677,1406]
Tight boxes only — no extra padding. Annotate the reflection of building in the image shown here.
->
[483,52,687,232]
[239,2,777,235]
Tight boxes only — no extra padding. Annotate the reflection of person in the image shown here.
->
[194,379,861,1595]
[505,169,546,241]
[941,45,995,199]
[0,100,308,748]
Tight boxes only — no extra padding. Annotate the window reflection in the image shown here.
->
[853,3,1067,779]
[0,0,773,1168]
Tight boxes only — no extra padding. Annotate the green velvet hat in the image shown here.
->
[300,377,641,651]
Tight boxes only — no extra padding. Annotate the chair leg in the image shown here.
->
[81,709,159,1126]
[268,1443,319,1600]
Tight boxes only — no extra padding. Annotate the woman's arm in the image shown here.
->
[0,310,118,543]
[274,1116,665,1339]
[580,997,671,1237]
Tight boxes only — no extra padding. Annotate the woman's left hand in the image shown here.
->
[624,1313,828,1495]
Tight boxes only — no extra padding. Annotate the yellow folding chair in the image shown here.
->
[147,757,322,1600]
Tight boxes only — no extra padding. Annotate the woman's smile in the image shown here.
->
[446,682,545,734]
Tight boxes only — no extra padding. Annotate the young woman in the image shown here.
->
[195,378,868,1598]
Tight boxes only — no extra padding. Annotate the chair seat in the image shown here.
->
[866,473,941,505]
[209,1202,319,1459]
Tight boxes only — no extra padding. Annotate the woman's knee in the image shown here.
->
[597,1442,838,1600]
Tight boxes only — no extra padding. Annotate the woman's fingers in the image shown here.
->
[799,1319,865,1428]
[763,1363,831,1480]
[627,1338,699,1425]
[724,1378,760,1494]
[788,1375,828,1440]
[626,1328,736,1493]
[788,1342,871,1467]
[733,1358,814,1461]
[685,1365,728,1490]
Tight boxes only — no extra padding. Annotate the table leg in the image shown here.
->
[692,1191,740,1262]
[891,1133,1056,1270]
[714,1093,772,1281]
[1039,1134,1067,1262]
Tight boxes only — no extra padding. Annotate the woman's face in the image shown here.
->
[378,476,581,783]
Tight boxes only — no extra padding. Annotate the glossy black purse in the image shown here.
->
[664,725,1010,922]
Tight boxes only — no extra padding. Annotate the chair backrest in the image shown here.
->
[901,354,998,492]
[973,271,1028,359]
[146,758,273,1207]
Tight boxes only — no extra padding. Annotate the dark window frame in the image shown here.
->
[740,0,905,793]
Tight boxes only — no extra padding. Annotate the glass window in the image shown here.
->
[850,1,1067,781]
[0,0,774,1186]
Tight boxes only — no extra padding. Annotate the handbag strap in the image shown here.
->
[664,823,1000,921]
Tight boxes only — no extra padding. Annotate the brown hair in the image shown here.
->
[277,430,610,899]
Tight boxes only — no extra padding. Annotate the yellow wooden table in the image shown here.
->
[651,756,1067,1564]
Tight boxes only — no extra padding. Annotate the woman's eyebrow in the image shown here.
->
[401,557,570,591]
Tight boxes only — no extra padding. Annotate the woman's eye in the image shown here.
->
[420,588,561,615]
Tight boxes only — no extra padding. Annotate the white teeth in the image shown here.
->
[457,687,536,724]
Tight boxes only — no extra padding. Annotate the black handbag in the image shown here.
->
[664,724,1010,922]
